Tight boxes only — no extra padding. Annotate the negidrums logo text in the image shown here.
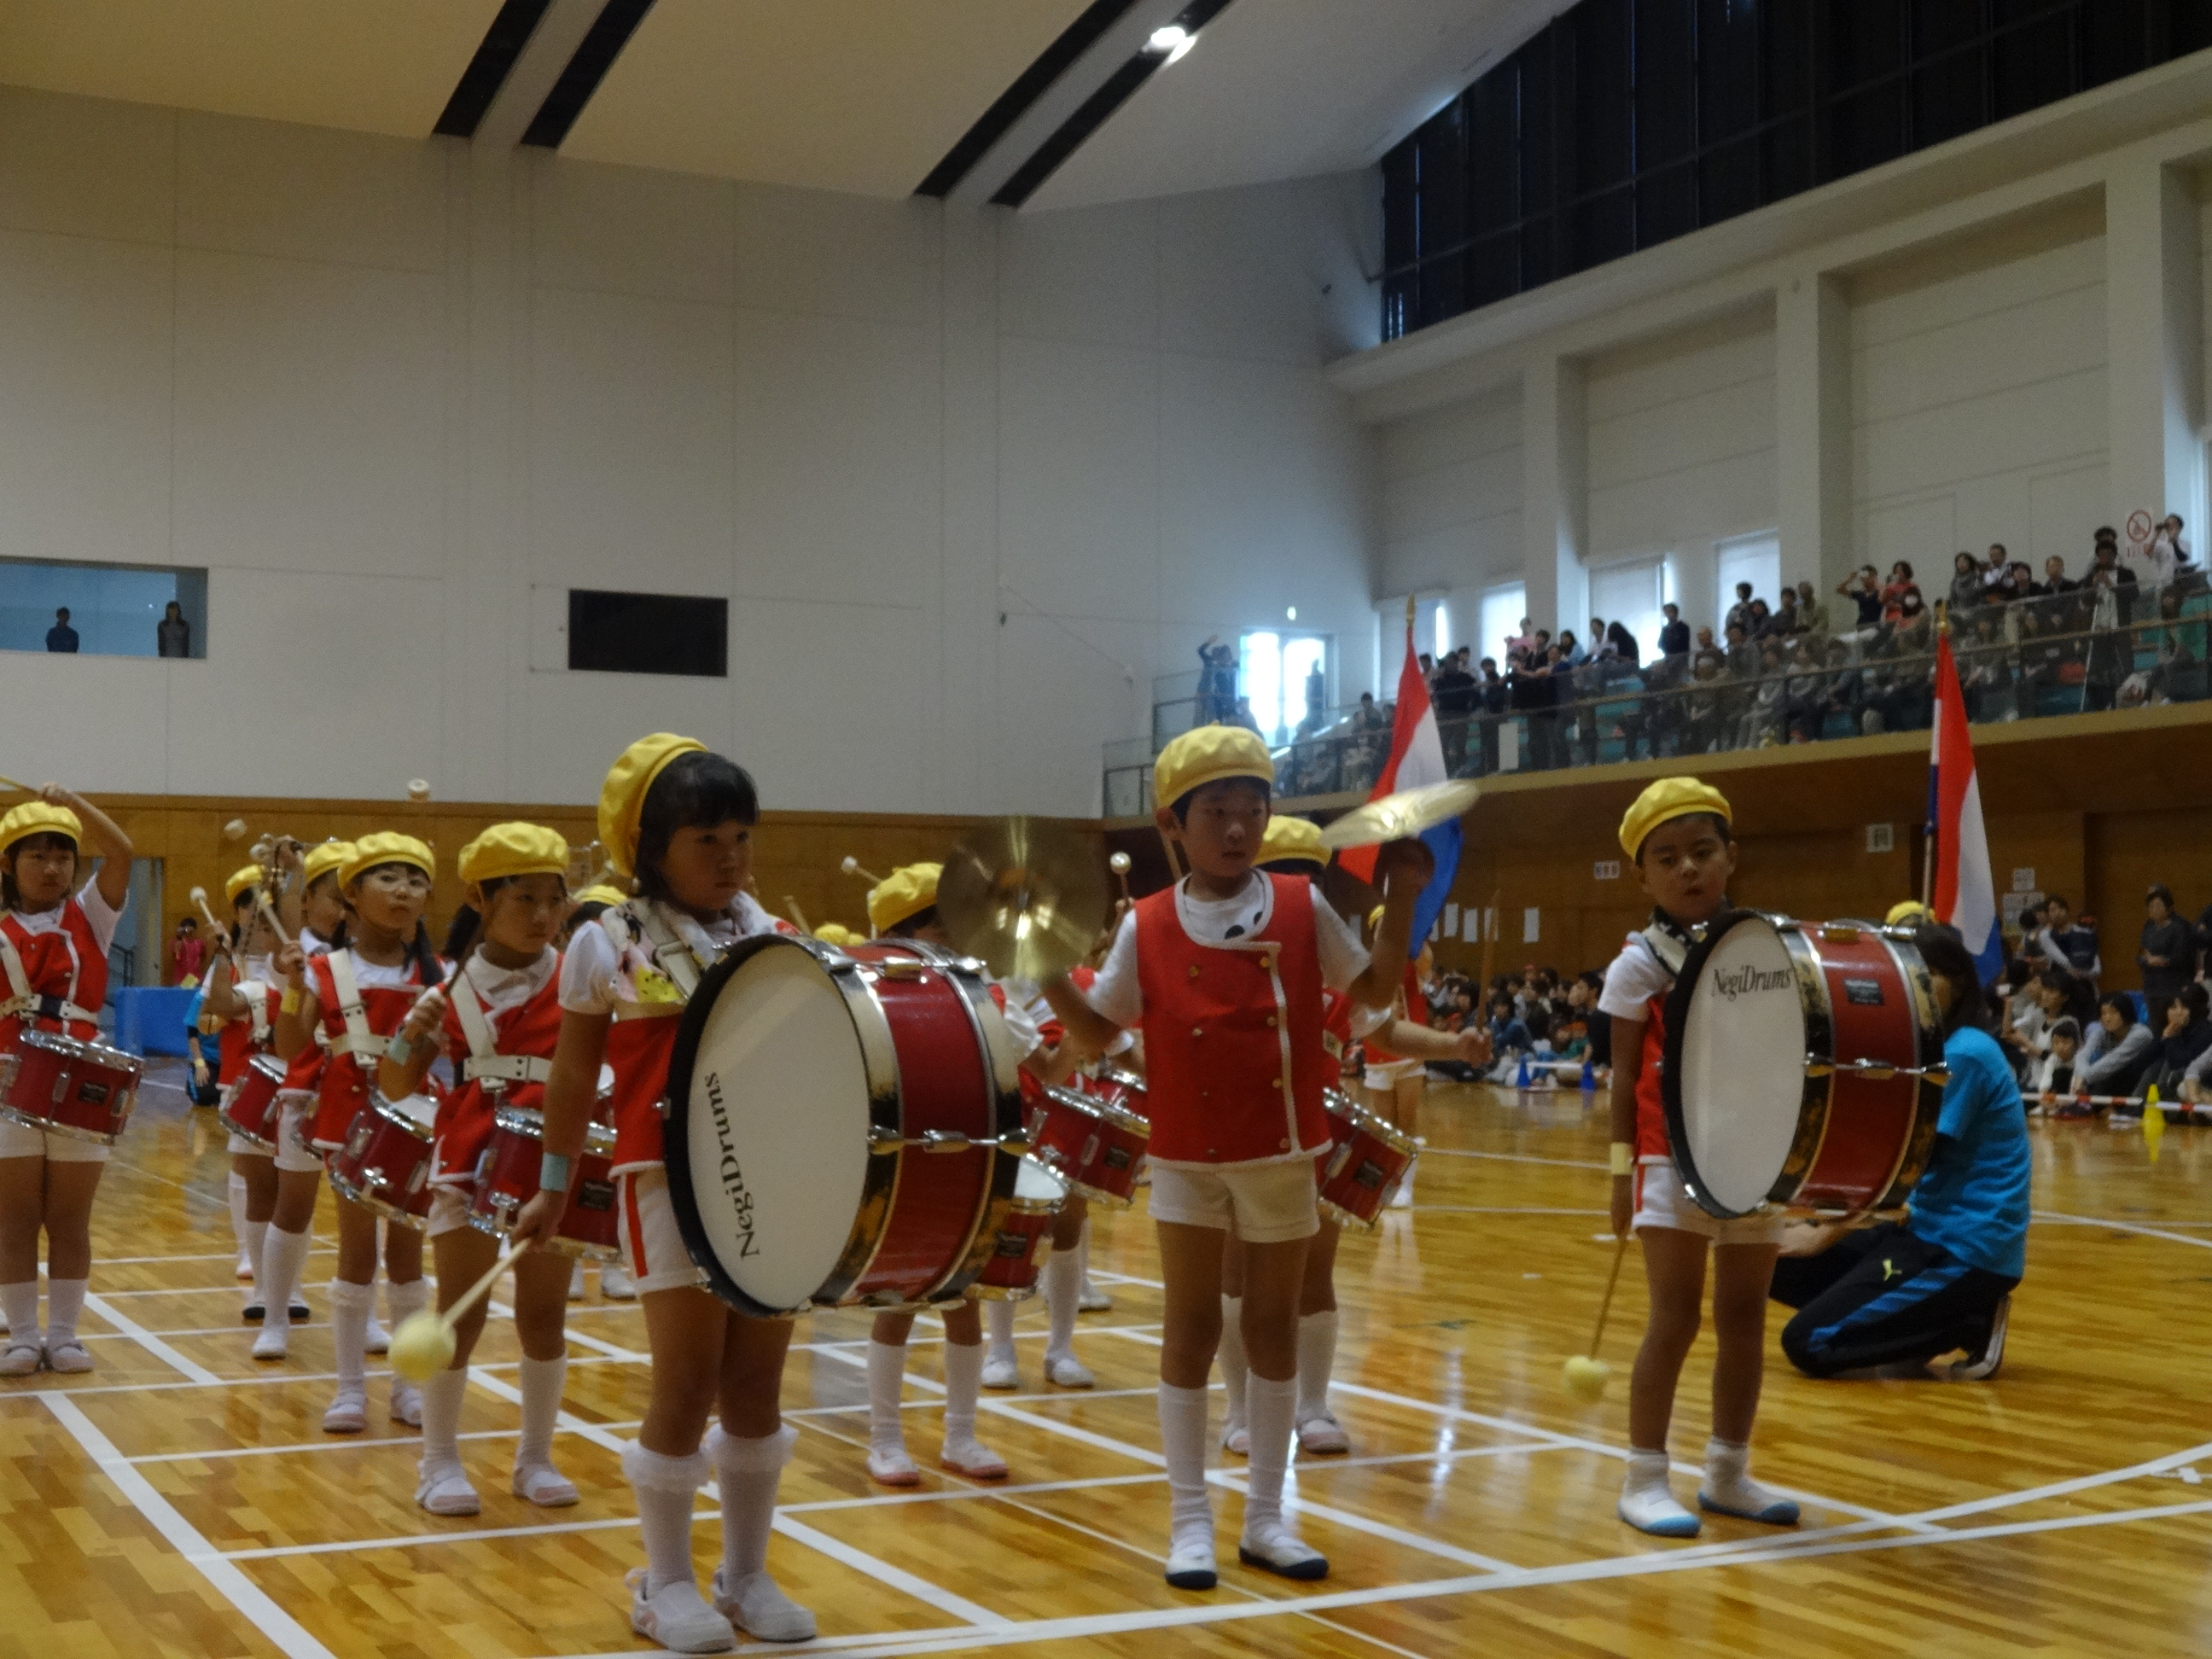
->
[1711,963,1792,1002]
[704,1069,759,1258]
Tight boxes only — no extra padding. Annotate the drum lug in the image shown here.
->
[921,1129,975,1153]
[877,960,932,981]
[1804,1053,1835,1077]
[866,1126,905,1155]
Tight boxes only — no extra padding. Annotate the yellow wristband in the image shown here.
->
[280,986,301,1016]
[1609,1142,1633,1176]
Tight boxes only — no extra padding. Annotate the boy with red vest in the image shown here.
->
[1600,777,1797,1538]
[1044,726,1431,1591]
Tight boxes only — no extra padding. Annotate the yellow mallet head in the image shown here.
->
[1561,1355,1611,1403]
[387,1309,456,1383]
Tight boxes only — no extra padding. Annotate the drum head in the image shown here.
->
[667,937,871,1316]
[1014,1158,1065,1203]
[1664,911,1807,1218]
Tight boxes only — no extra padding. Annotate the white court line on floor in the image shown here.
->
[1416,1147,1607,1169]
[96,1246,337,1267]
[1411,1206,1609,1216]
[2035,1210,2212,1250]
[43,1394,336,1659]
[79,1291,223,1385]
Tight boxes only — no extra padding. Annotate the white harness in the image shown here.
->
[325,951,393,1061]
[0,916,96,1027]
[449,960,554,1091]
[601,899,719,1014]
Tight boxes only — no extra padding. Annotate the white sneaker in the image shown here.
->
[601,1262,637,1301]
[1045,1353,1094,1389]
[416,1465,481,1516]
[513,1462,579,1507]
[251,1324,289,1361]
[709,1565,816,1644]
[323,1389,368,1435]
[979,1348,1020,1390]
[627,1569,736,1654]
[568,1260,586,1301]
[940,1435,1008,1480]
[1079,1282,1114,1313]
[0,1339,38,1377]
[1237,1525,1328,1580]
[1164,1535,1217,1591]
[867,1444,922,1487]
[1296,1413,1350,1455]
[1220,1419,1249,1456]
[44,1338,93,1375]
[236,1253,255,1283]
[389,1381,424,1428]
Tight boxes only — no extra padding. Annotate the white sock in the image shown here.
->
[866,1340,908,1458]
[227,1172,251,1257]
[44,1279,86,1347]
[1217,1295,1248,1428]
[709,1423,796,1582]
[1243,1372,1298,1542]
[259,1226,312,1329]
[517,1353,566,1470]
[623,1441,710,1595]
[1295,1311,1337,1423]
[328,1279,374,1393]
[984,1296,1016,1357]
[419,1365,469,1475]
[1618,1446,1697,1533]
[0,1283,37,1341]
[1044,1245,1080,1362]
[242,1220,270,1293]
[387,1276,428,1328]
[1157,1381,1213,1546]
[1703,1435,1798,1521]
[941,1341,982,1447]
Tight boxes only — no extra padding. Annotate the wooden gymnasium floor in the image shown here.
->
[5,1064,2211,1659]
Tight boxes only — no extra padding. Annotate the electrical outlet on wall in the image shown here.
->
[1866,824,1895,853]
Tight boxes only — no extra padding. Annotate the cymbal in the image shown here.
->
[1316,778,1480,851]
[939,818,1109,981]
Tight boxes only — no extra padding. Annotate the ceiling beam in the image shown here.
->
[521,0,655,150]
[466,0,608,150]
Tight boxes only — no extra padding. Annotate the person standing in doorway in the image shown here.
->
[45,609,79,653]
[157,602,190,659]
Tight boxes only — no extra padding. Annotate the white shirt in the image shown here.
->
[560,893,782,1016]
[300,926,334,957]
[1086,873,1369,1029]
[8,879,122,954]
[340,947,419,992]
[460,946,558,1016]
[1598,934,1674,1022]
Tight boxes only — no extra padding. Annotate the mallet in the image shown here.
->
[388,1237,532,1382]
[840,855,888,886]
[1561,1231,1634,1403]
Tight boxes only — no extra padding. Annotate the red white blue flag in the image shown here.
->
[1340,619,1462,956]
[1930,632,2002,982]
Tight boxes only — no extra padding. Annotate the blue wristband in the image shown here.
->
[538,1152,573,1193]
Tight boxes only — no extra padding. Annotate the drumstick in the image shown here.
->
[254,894,294,951]
[1561,1232,1633,1402]
[387,1237,531,1382]
[841,855,888,887]
[0,773,32,794]
[784,895,812,934]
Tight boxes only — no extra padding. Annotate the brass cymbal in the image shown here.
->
[939,818,1109,981]
[1316,778,1481,851]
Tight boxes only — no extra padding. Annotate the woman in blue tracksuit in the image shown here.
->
[1769,923,2031,1381]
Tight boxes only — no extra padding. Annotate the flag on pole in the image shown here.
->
[1340,618,1463,956]
[1929,631,2002,983]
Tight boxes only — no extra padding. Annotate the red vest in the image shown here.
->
[0,900,108,1049]
[434,959,566,1185]
[605,1015,680,1171]
[1623,936,1675,1160]
[216,978,281,1086]
[306,951,431,1149]
[1132,874,1331,1165]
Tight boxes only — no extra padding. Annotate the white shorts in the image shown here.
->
[1633,1158,1785,1247]
[425,1185,475,1240]
[273,1094,325,1174]
[619,1167,707,1295]
[1148,1159,1318,1243]
[0,1118,109,1162]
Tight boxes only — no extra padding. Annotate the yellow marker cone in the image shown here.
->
[2144,1088,2165,1164]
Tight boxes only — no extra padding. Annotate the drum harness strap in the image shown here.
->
[604,901,716,1011]
[450,964,553,1091]
[0,925,96,1028]
[325,951,391,1062]
[1638,911,1697,981]
[232,959,274,1045]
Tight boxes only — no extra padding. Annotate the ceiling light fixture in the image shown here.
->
[1148,24,1196,63]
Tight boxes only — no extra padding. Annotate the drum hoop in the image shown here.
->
[1661,907,1795,1222]
[1870,929,1949,1211]
[1318,1196,1379,1233]
[805,941,924,1307]
[332,1176,430,1230]
[370,1093,437,1141]
[1762,919,1836,1210]
[1043,1083,1146,1137]
[1330,1091,1420,1158]
[492,1103,542,1137]
[0,1102,120,1144]
[1097,1067,1146,1094]
[247,1052,289,1083]
[22,1029,140,1075]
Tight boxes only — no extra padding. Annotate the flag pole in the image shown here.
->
[1921,601,1951,908]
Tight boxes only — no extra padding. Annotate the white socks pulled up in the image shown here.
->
[1217,1295,1249,1453]
[1157,1380,1215,1588]
[707,1423,816,1642]
[1237,1373,1324,1578]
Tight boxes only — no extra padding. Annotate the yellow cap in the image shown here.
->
[224,864,262,905]
[1257,815,1326,870]
[302,840,355,888]
[868,864,941,936]
[1618,777,1732,859]
[1886,899,1933,927]
[813,922,861,947]
[458,822,569,887]
[598,733,706,879]
[574,883,630,908]
[1154,724,1273,812]
[341,831,435,888]
[0,801,81,856]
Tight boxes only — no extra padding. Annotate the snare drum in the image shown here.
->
[328,1093,439,1226]
[1663,911,1947,1220]
[664,935,1027,1318]
[220,1053,289,1152]
[0,1031,143,1144]
[971,1160,1066,1301]
[1317,1089,1420,1230]
[1025,1084,1150,1207]
[469,1108,621,1260]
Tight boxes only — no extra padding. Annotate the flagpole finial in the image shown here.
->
[1406,594,1417,629]
[1934,597,1950,638]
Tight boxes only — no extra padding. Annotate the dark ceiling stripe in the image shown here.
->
[433,0,552,137]
[521,0,656,149]
[914,0,1144,198]
[990,0,1235,208]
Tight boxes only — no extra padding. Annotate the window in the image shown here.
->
[1239,631,1330,742]
[568,590,728,678]
[1715,532,1781,632]
[1591,557,1666,663]
[0,557,207,659]
[1479,582,1527,667]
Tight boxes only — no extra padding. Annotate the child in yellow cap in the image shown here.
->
[509,736,814,1650]
[1041,726,1436,1590]
[1599,777,1796,1538]
[201,861,293,1319]
[0,783,134,1376]
[268,832,442,1425]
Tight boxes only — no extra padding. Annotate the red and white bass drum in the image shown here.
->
[1662,911,1948,1220]
[664,934,1029,1319]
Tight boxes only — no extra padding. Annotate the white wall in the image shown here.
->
[0,84,1378,816]
[1375,384,1520,664]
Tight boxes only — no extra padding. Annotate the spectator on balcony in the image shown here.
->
[1679,650,1729,754]
[2139,885,2191,1031]
[1780,638,1825,742]
[1960,612,2013,721]
[1981,544,2010,592]
[1745,597,1777,640]
[1657,602,1690,660]
[1434,649,1476,776]
[1725,581,1756,637]
[1557,627,1587,669]
[157,600,191,658]
[2032,555,2072,597]
[1196,634,1237,722]
[2082,566,2131,710]
[2087,535,2139,622]
[1838,565,1883,632]
[1795,580,1829,637]
[1948,551,1987,614]
[1879,562,1919,624]
[1604,620,1641,668]
[45,607,79,653]
[1892,589,1933,653]
[1771,587,1805,636]
[1995,562,2032,606]
[1476,656,1506,772]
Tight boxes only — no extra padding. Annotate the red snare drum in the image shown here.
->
[470,1107,621,1260]
[220,1053,289,1152]
[971,1161,1066,1301]
[0,1031,143,1144]
[1026,1084,1150,1207]
[329,1094,439,1226]
[1664,911,1947,1219]
[664,935,1027,1318]
[1317,1089,1420,1230]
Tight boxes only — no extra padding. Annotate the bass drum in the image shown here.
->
[664,934,1027,1319]
[1662,910,1947,1220]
